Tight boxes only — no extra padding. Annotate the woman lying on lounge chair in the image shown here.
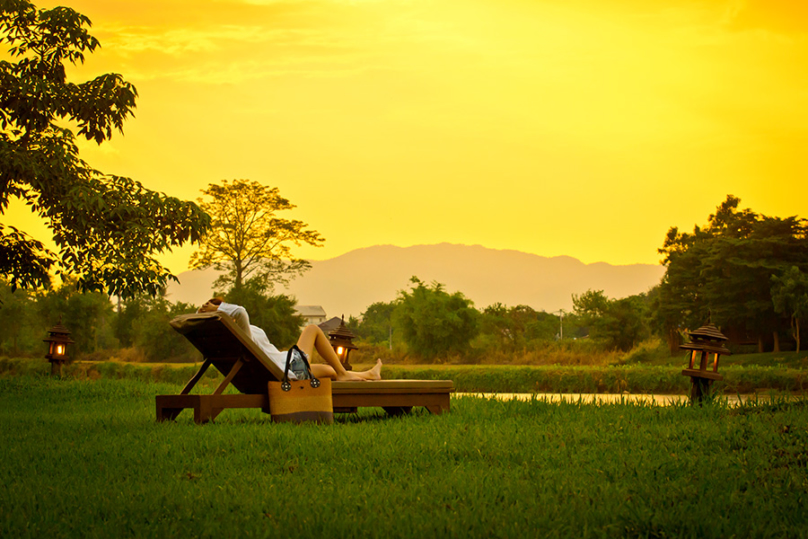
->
[198,298,382,382]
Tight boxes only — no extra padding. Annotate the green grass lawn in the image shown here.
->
[2,375,807,538]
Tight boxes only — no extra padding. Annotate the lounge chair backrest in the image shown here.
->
[170,312,286,394]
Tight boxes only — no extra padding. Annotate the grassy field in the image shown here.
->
[2,375,808,538]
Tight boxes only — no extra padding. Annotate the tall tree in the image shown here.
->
[395,277,479,360]
[657,195,808,351]
[190,180,324,292]
[355,301,398,348]
[479,303,548,351]
[771,266,808,353]
[572,290,650,352]
[0,0,209,297]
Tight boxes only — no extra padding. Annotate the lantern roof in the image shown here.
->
[44,319,75,344]
[680,323,730,355]
[687,323,728,342]
[48,322,72,336]
[328,316,358,350]
[329,316,354,339]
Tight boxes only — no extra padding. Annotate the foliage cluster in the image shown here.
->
[572,290,650,352]
[2,375,807,538]
[0,277,198,361]
[0,0,209,297]
[0,276,304,361]
[771,265,808,352]
[350,277,606,363]
[394,277,479,358]
[656,195,808,353]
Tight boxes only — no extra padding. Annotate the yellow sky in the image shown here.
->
[5,0,808,272]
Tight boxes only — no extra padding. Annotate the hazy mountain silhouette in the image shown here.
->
[168,243,666,318]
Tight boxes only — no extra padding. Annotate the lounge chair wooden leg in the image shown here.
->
[156,396,188,422]
[383,406,413,416]
[425,395,451,415]
[210,407,225,422]
[213,358,244,396]
[158,407,183,421]
[181,358,212,395]
[194,398,214,424]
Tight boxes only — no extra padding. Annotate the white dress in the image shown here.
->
[217,302,302,380]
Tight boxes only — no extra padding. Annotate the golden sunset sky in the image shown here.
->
[6,0,808,272]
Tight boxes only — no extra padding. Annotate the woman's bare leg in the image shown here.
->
[296,325,381,381]
[310,363,337,380]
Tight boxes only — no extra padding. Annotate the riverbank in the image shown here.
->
[2,357,806,395]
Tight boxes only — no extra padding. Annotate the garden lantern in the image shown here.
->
[328,316,358,371]
[44,319,74,376]
[680,322,730,405]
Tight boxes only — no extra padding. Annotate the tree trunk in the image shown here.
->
[758,335,764,353]
[773,330,780,353]
[796,317,801,353]
[667,327,679,355]
[234,262,244,292]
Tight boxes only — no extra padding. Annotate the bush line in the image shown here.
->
[2,357,806,394]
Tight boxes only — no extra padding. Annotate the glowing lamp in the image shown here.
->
[43,319,75,376]
[328,316,358,371]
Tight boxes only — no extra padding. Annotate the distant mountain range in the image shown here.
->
[166,243,666,318]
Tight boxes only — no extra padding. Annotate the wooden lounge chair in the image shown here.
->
[155,312,454,423]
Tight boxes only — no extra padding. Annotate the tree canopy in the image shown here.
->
[479,303,558,351]
[656,195,808,351]
[353,301,397,348]
[394,277,479,359]
[771,266,808,353]
[190,179,324,292]
[572,289,649,352]
[0,0,209,297]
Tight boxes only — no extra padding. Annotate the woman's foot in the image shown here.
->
[335,371,365,382]
[358,359,382,381]
[334,359,383,381]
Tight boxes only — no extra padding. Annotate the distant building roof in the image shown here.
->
[295,305,327,317]
[318,316,343,334]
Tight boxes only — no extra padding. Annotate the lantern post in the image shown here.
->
[328,316,358,371]
[680,322,730,405]
[43,319,75,377]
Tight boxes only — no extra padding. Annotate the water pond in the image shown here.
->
[455,392,788,406]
